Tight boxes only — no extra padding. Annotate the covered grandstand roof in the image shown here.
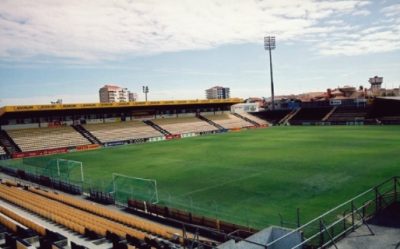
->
[0,98,243,117]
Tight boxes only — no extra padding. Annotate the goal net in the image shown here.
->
[112,173,159,204]
[22,157,84,184]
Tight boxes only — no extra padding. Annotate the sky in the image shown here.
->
[0,0,399,105]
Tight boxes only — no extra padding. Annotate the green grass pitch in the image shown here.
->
[33,126,400,228]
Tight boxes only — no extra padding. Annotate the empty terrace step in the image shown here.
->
[232,113,260,126]
[326,107,369,123]
[72,124,101,144]
[0,130,21,154]
[196,114,225,130]
[289,107,332,124]
[142,120,171,135]
[250,110,291,125]
[7,126,90,152]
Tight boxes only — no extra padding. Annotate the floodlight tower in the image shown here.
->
[264,36,276,110]
[142,86,149,102]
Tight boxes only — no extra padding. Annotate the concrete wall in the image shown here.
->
[217,226,302,249]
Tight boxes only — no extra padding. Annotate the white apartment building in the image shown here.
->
[99,85,136,103]
[205,86,230,99]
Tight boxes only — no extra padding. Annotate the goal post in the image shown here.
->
[21,157,85,184]
[112,173,159,204]
[55,159,84,182]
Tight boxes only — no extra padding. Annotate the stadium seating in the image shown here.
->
[250,110,292,124]
[6,126,90,152]
[0,182,184,245]
[28,187,183,240]
[0,183,146,240]
[0,205,47,236]
[378,116,400,123]
[205,113,254,129]
[235,112,269,126]
[153,117,217,134]
[0,112,265,157]
[326,106,369,123]
[289,107,332,124]
[83,120,162,143]
[369,98,400,124]
[0,203,52,249]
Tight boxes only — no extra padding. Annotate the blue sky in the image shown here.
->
[0,0,399,105]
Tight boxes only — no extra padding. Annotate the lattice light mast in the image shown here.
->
[264,36,276,110]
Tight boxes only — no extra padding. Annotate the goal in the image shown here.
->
[22,157,84,184]
[112,173,159,204]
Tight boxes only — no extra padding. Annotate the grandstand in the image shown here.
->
[326,106,370,124]
[250,97,400,126]
[205,113,253,129]
[153,116,218,134]
[0,99,247,158]
[6,126,91,152]
[233,112,269,126]
[83,120,163,143]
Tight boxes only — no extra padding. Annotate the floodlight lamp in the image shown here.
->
[264,36,276,50]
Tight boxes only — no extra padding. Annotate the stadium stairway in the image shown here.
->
[279,108,301,125]
[142,120,171,135]
[0,130,21,154]
[231,113,260,126]
[72,124,101,145]
[196,114,225,130]
[322,106,337,121]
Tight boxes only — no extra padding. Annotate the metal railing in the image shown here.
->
[267,176,399,249]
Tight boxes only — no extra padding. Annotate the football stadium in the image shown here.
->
[0,97,399,249]
[1,1,400,249]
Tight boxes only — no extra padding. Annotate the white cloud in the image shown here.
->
[306,2,400,56]
[0,0,397,61]
[317,20,400,56]
[352,9,371,16]
[381,3,400,17]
